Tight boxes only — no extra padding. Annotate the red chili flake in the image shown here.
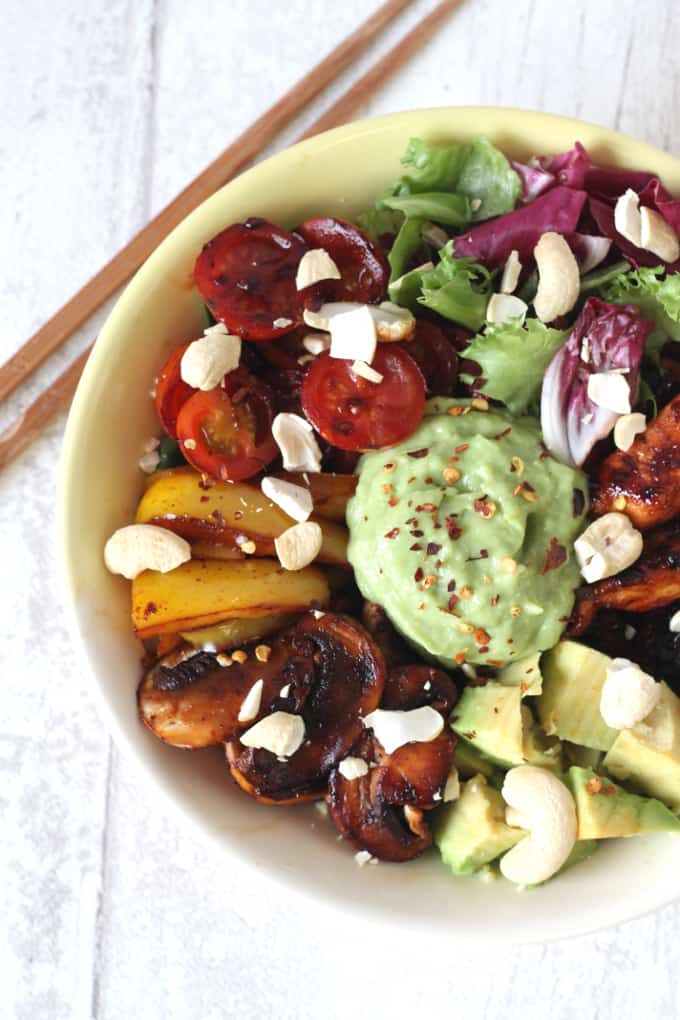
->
[435,559,442,569]
[447,580,457,592]
[463,730,477,739]
[474,628,491,646]
[414,567,424,582]
[454,653,466,664]
[586,777,603,795]
[199,495,209,503]
[407,476,416,484]
[493,707,499,715]
[416,503,437,513]
[363,515,368,522]
[408,448,429,459]
[542,537,567,573]
[198,476,215,490]
[539,449,551,461]
[490,595,499,607]
[384,528,400,539]
[388,496,399,507]
[473,497,497,519]
[143,601,158,618]
[445,516,462,540]
[418,602,426,610]
[455,443,469,454]
[410,529,424,537]
[407,499,413,507]
[448,594,459,610]
[426,542,442,556]
[494,426,512,439]
[410,543,423,551]
[601,784,617,796]
[211,509,225,522]
[478,645,489,654]
[486,659,504,666]
[573,488,586,518]
[425,476,433,485]
[520,681,528,694]
[480,549,488,558]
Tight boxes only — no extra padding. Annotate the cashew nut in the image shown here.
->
[240,710,305,758]
[574,512,643,583]
[500,249,522,294]
[180,323,241,390]
[362,705,444,754]
[533,232,580,323]
[640,206,680,263]
[614,189,642,246]
[272,413,322,473]
[104,524,191,579]
[303,301,415,342]
[328,305,377,363]
[586,371,631,414]
[295,248,341,290]
[486,293,527,325]
[613,411,646,452]
[500,766,577,886]
[600,658,660,729]
[274,521,323,571]
[261,476,313,523]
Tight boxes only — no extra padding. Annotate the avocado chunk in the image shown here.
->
[498,651,543,695]
[536,641,619,751]
[452,683,562,770]
[563,742,604,771]
[604,682,680,810]
[434,774,524,875]
[452,684,524,766]
[565,765,680,837]
[453,739,498,780]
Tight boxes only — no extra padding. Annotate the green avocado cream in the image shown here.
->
[347,399,588,668]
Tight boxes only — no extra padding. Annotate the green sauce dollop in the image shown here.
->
[347,399,588,668]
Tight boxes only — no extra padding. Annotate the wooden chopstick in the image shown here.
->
[0,0,412,406]
[0,0,463,472]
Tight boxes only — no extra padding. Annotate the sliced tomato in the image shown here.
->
[194,218,307,340]
[402,320,459,397]
[301,346,425,451]
[297,217,389,303]
[155,343,195,438]
[176,371,278,481]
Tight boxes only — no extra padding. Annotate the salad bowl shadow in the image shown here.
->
[59,107,680,943]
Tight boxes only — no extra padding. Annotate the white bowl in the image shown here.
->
[59,108,680,942]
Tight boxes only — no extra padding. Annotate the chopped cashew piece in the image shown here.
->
[274,521,323,570]
[261,476,313,522]
[104,524,191,580]
[500,766,577,886]
[486,293,528,325]
[574,512,643,583]
[352,360,384,383]
[640,206,680,263]
[362,706,444,755]
[443,768,461,803]
[533,232,580,323]
[240,711,305,757]
[329,305,377,363]
[180,323,241,390]
[614,189,642,246]
[304,301,415,342]
[613,411,646,452]
[272,413,322,472]
[138,449,160,474]
[302,333,330,355]
[295,248,341,290]
[500,250,522,294]
[237,679,264,724]
[600,658,660,730]
[338,756,369,781]
[586,371,631,414]
[354,850,375,867]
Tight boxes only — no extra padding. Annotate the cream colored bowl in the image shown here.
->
[59,108,680,942]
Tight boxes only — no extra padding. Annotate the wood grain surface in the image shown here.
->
[3,2,680,1019]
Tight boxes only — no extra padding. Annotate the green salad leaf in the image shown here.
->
[598,265,680,362]
[388,261,434,309]
[387,216,427,282]
[461,319,567,415]
[356,206,404,241]
[388,137,521,222]
[417,243,493,331]
[381,191,471,226]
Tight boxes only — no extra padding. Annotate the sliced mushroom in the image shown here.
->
[326,665,456,862]
[361,600,411,668]
[226,613,385,803]
[137,645,308,749]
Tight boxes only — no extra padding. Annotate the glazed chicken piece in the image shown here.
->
[592,393,680,530]
[569,518,680,635]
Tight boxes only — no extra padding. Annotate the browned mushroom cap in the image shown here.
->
[326,662,457,862]
[137,645,309,749]
[361,601,411,668]
[381,664,457,715]
[226,612,385,803]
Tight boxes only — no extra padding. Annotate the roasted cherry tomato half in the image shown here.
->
[301,346,426,451]
[176,371,278,481]
[194,218,307,340]
[155,342,196,439]
[401,320,459,397]
[297,217,389,303]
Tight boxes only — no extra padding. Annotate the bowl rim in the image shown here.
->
[58,106,680,943]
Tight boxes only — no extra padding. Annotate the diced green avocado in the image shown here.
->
[521,706,563,773]
[565,765,680,837]
[452,684,524,766]
[604,683,680,810]
[453,739,498,780]
[561,838,598,871]
[536,641,619,752]
[563,742,604,771]
[434,774,524,875]
[498,652,543,696]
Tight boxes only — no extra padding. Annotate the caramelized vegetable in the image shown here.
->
[361,601,411,668]
[326,663,457,862]
[132,558,329,637]
[226,613,385,802]
[273,471,357,522]
[180,613,294,650]
[569,518,680,635]
[136,468,348,564]
[592,394,680,530]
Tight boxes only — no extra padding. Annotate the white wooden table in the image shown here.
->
[4,1,680,1017]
